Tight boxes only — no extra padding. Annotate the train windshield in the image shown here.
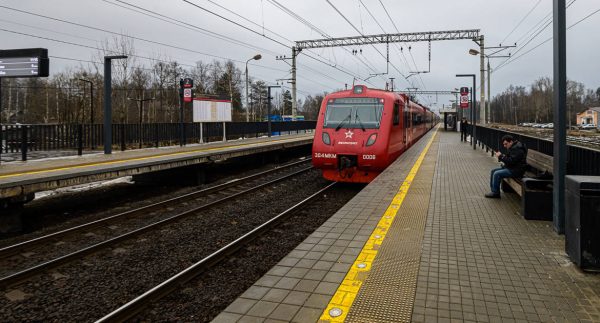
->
[323,98,383,129]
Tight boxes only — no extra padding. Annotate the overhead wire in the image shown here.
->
[266,0,380,77]
[376,0,429,104]
[0,4,279,66]
[324,0,409,87]
[500,0,542,45]
[179,0,377,88]
[187,0,371,87]
[373,0,431,104]
[107,0,352,89]
[357,1,411,80]
[494,6,600,73]
[3,1,342,94]
[494,0,578,71]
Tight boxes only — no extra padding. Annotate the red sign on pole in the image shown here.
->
[459,87,469,108]
[183,88,192,103]
[460,95,469,108]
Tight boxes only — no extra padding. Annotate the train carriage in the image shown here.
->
[312,85,435,183]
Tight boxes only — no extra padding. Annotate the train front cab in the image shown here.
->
[312,86,397,183]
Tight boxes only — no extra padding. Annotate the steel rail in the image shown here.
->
[95,182,337,323]
[0,164,314,288]
[0,158,311,259]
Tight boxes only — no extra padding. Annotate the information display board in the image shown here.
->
[0,48,49,78]
[193,99,232,122]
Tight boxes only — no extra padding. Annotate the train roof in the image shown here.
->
[326,85,430,111]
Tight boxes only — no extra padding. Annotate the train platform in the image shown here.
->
[0,134,313,202]
[214,126,600,323]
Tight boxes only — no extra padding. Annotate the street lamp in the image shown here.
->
[245,54,262,122]
[78,78,94,125]
[456,74,477,150]
[468,48,486,125]
[469,45,513,125]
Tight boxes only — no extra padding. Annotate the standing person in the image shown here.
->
[485,135,528,198]
[460,118,469,142]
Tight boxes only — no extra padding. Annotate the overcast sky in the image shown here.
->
[1,0,599,109]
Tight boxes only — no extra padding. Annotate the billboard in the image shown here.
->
[193,98,232,122]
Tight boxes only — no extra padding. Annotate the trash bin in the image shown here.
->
[522,178,553,220]
[565,175,600,270]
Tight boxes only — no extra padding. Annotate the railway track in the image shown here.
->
[97,182,337,322]
[0,158,312,288]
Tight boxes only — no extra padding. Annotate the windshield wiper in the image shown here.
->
[355,112,366,132]
[335,114,352,131]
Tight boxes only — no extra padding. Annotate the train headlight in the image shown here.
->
[366,133,377,146]
[322,132,331,145]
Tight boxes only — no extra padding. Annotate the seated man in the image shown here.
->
[485,135,528,198]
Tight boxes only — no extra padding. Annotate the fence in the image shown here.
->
[0,121,316,161]
[474,125,600,176]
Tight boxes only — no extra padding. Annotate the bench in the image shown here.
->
[501,149,553,220]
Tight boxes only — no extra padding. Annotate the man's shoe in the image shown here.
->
[484,192,501,198]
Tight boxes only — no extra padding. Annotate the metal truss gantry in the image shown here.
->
[295,29,480,50]
[287,29,483,120]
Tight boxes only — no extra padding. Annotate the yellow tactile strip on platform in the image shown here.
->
[319,130,438,323]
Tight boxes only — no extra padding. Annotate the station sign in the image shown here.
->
[180,78,194,102]
[459,87,469,109]
[460,95,469,108]
[0,48,49,78]
[183,88,192,102]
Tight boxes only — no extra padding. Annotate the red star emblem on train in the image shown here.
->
[345,130,354,139]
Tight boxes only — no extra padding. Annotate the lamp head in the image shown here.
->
[468,49,480,56]
[253,54,262,60]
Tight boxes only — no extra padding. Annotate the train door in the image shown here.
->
[403,102,409,145]
[390,100,402,153]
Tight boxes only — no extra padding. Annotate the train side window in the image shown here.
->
[393,102,400,125]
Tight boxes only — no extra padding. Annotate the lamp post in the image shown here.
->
[78,78,94,125]
[103,55,128,154]
[456,74,476,150]
[468,47,486,124]
[245,54,262,122]
[469,45,514,124]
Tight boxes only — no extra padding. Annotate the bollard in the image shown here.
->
[21,125,28,161]
[120,125,126,151]
[77,124,83,156]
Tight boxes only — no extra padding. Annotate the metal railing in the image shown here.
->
[1,121,316,161]
[474,125,600,176]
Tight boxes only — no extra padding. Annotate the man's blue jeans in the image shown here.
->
[490,167,513,194]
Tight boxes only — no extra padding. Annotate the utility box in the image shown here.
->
[522,178,553,220]
[565,175,600,269]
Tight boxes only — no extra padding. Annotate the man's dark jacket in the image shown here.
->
[499,141,528,177]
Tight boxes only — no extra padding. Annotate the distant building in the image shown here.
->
[576,107,600,126]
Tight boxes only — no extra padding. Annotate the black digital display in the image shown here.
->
[0,48,49,78]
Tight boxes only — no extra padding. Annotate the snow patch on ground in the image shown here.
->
[35,176,134,200]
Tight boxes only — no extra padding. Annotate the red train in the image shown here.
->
[312,85,436,183]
